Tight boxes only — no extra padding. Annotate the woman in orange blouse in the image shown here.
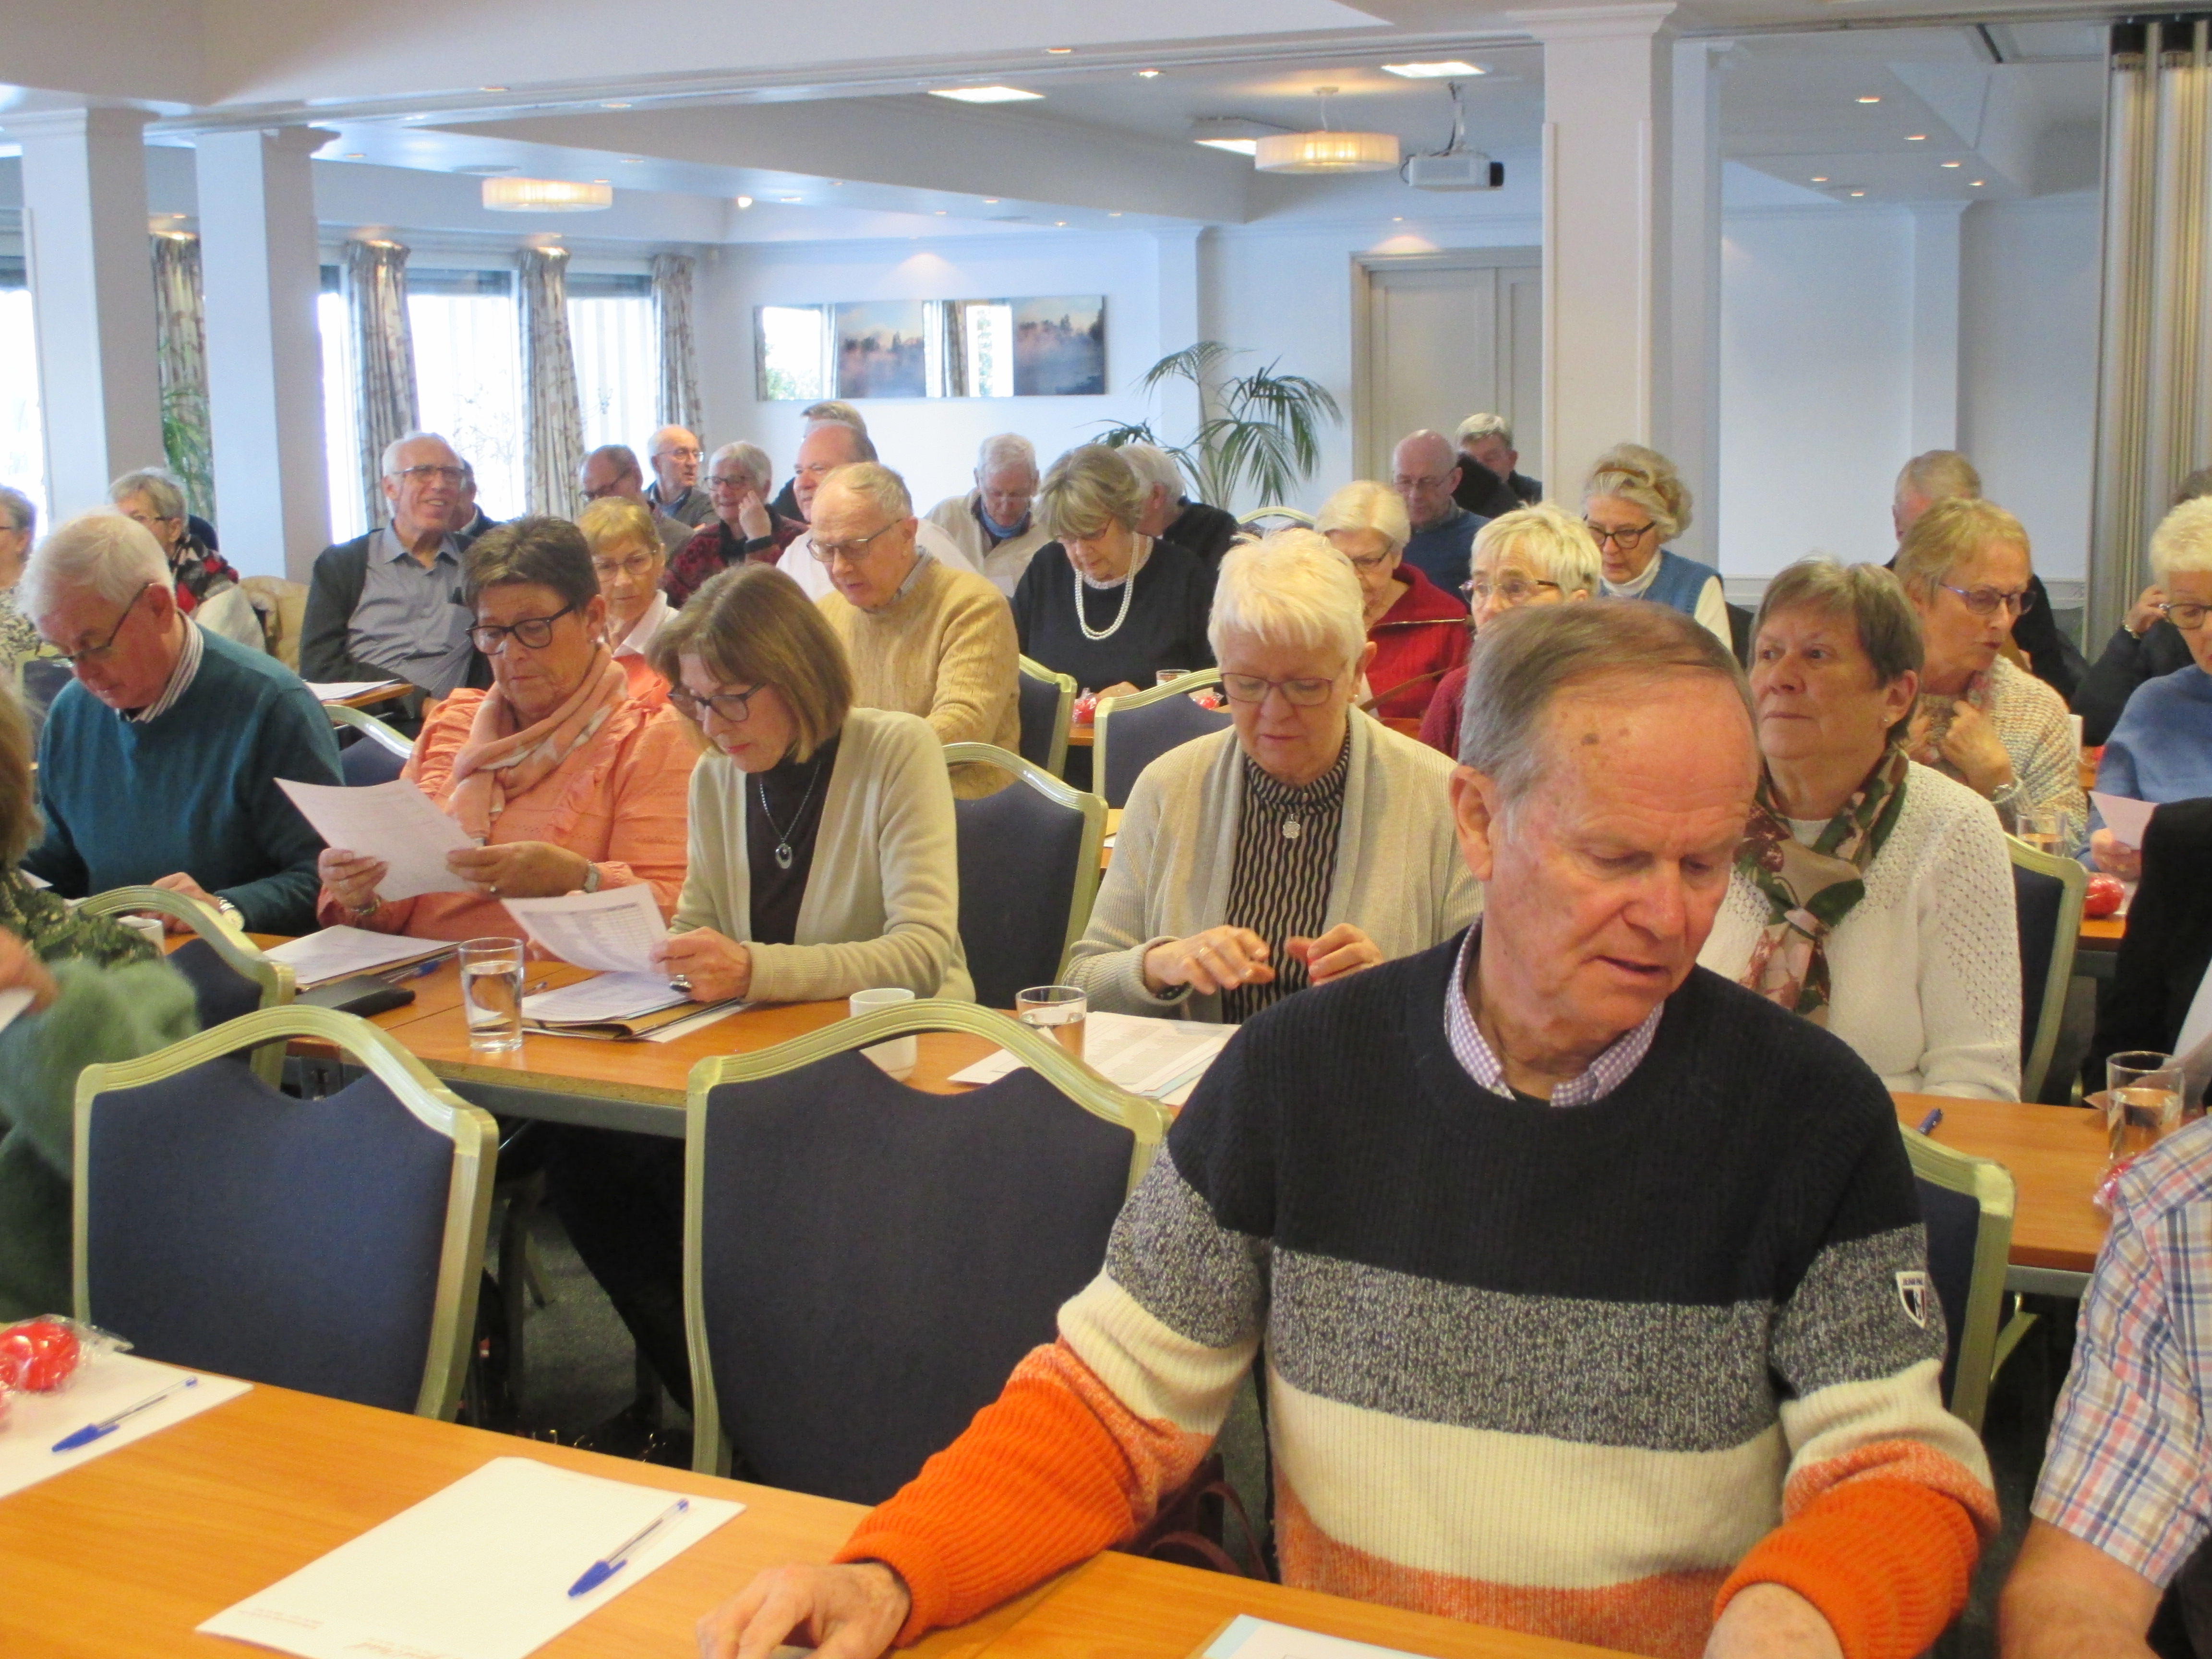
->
[315,516,698,943]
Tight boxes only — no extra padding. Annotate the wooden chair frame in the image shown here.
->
[326,702,415,759]
[2005,835,2087,1103]
[680,1001,1172,1477]
[1094,668,1226,808]
[1900,1124,2017,1431]
[78,885,293,1085]
[943,741,1107,983]
[1017,655,1077,780]
[72,1005,496,1421]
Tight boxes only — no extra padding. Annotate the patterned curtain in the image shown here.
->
[650,252,702,433]
[343,239,420,522]
[517,246,587,518]
[150,232,215,521]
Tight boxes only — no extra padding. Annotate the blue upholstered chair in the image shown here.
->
[1899,1125,2016,1431]
[682,1003,1170,1500]
[328,704,413,787]
[74,1006,495,1420]
[2007,836,2086,1103]
[942,742,1105,1010]
[77,884,291,1083]
[1094,669,1231,810]
[1016,655,1077,780]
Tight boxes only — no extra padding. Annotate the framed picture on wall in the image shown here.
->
[835,301,928,399]
[1012,296,1106,396]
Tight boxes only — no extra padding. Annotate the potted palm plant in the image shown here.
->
[1095,341,1341,510]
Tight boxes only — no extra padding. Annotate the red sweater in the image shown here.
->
[1366,565,1468,721]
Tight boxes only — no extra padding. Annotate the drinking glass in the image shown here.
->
[849,986,917,1080]
[2017,808,2065,860]
[2106,1050,2184,1162]
[1155,668,1190,686]
[459,937,526,1052]
[1017,986,1087,1061]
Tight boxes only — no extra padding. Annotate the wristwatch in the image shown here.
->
[214,897,242,926]
[581,862,602,894]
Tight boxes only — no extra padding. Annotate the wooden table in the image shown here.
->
[317,681,410,710]
[2080,914,2125,953]
[1892,1092,2108,1296]
[0,1381,1624,1659]
[1068,724,1093,748]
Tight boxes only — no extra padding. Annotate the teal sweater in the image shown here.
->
[24,628,342,933]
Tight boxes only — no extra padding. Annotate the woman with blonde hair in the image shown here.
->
[579,496,673,707]
[1583,443,1728,644]
[1316,480,1467,721]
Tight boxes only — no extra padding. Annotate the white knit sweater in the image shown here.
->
[1698,761,2022,1100]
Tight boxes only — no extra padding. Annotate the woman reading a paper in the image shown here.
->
[313,518,698,943]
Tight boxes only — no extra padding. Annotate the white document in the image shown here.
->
[0,1354,250,1500]
[0,986,34,1037]
[263,927,453,987]
[640,1002,750,1043]
[523,972,685,1024]
[1202,1613,1425,1659]
[198,1456,742,1659]
[500,884,668,974]
[306,680,406,703]
[951,1009,1236,1106]
[277,778,476,902]
[2092,790,2159,851]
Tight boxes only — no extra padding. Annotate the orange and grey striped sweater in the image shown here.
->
[840,943,1998,1659]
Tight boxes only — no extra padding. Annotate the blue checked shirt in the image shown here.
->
[1443,923,1662,1106]
[2034,1115,2212,1585]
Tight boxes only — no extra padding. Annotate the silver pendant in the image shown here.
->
[1282,817,1302,840]
[774,842,794,871]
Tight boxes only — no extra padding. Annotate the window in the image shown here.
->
[408,270,523,521]
[568,273,657,454]
[757,305,830,402]
[317,276,366,541]
[0,253,46,531]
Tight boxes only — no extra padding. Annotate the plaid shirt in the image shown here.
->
[1443,923,1662,1106]
[2033,1115,2212,1584]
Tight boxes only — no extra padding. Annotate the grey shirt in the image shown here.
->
[351,526,477,697]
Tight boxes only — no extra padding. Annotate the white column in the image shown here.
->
[1515,3,1678,511]
[1908,202,1967,455]
[195,126,335,581]
[1665,38,1727,566]
[4,108,163,518]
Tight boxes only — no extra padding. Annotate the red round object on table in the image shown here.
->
[2085,874,2126,919]
[0,1319,81,1392]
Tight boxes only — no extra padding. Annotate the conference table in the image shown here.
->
[1891,1092,2108,1297]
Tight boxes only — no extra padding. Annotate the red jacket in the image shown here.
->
[1366,564,1469,721]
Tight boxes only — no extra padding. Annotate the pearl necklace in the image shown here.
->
[1074,538,1151,643]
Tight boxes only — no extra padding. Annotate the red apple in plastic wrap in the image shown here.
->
[2085,874,2126,919]
[0,1319,81,1392]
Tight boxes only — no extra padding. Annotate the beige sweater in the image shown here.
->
[818,556,1022,799]
[672,706,973,1002]
[924,491,1055,598]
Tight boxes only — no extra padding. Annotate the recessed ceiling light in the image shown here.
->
[1136,69,1163,79]
[932,85,1043,103]
[934,209,947,215]
[1905,133,1927,141]
[781,195,801,203]
[620,157,644,164]
[1941,160,1962,168]
[1392,216,1405,222]
[1054,220,1067,226]
[1196,137,1258,155]
[592,178,609,184]
[1045,45,1073,53]
[735,195,753,208]
[1382,61,1484,78]
[1811,175,1828,182]
[602,101,631,109]
[1970,179,1986,187]
[1850,190,1866,197]
[1857,96,1881,103]
[1107,211,1122,216]
[983,197,999,203]
[343,152,365,159]
[480,85,507,93]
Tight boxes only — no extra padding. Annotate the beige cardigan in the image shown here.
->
[1066,713,1481,1020]
[673,706,973,1002]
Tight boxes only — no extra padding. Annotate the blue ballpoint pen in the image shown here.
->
[51,1375,198,1452]
[1916,1106,1944,1136]
[567,1497,689,1597]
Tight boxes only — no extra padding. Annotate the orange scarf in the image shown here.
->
[445,650,628,840]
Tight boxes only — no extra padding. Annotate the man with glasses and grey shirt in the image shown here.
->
[302,431,489,703]
[646,426,714,528]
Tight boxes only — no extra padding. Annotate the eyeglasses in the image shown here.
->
[1220,672,1339,708]
[46,583,153,667]
[1940,583,2037,618]
[810,520,900,565]
[1393,473,1453,493]
[668,684,769,725]
[468,603,577,654]
[591,553,659,580]
[2158,600,2210,631]
[654,447,702,463]
[1340,551,1396,574]
[1465,575,1561,605]
[1585,520,1655,548]
[707,472,758,492]
[395,465,467,487]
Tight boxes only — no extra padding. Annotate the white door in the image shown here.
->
[1356,251,1543,491]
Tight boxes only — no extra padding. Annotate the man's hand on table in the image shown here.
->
[1704,1584,1844,1659]
[697,1561,910,1659]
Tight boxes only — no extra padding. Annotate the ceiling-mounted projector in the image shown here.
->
[1406,152,1503,191]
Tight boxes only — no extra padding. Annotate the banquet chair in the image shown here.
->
[74,1006,495,1419]
[1094,669,1230,810]
[78,885,292,1084]
[682,1003,1169,1500]
[1900,1125,2016,1432]
[2007,836,2086,1103]
[943,742,1106,1009]
[328,703,413,787]
[1016,655,1077,779]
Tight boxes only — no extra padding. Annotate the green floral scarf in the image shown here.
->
[1734,745,1911,1023]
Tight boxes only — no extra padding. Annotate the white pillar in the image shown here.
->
[1666,38,1727,566]
[4,108,163,518]
[1908,202,1967,455]
[195,126,335,581]
[1515,3,1678,512]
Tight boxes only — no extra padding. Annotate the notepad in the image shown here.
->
[264,927,453,988]
[1198,1614,1427,1659]
[277,778,477,901]
[198,1456,742,1659]
[951,1009,1236,1106]
[0,1354,249,1499]
[521,971,738,1039]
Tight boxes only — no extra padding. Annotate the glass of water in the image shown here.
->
[2017,808,2065,860]
[1017,986,1087,1061]
[2106,1050,2184,1162]
[459,937,527,1053]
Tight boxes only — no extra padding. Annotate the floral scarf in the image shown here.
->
[1734,744,1911,1023]
[445,649,627,840]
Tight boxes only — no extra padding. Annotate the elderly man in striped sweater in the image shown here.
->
[698,601,1996,1659]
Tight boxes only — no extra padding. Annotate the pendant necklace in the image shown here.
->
[1075,538,1150,642]
[757,754,826,872]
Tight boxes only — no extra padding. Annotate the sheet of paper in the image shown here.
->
[277,778,476,902]
[2092,790,2158,851]
[306,680,406,703]
[197,1455,742,1659]
[263,927,453,987]
[500,885,668,974]
[0,986,34,1038]
[0,1354,251,1500]
[1202,1614,1426,1659]
[640,1002,750,1043]
[950,1010,1236,1104]
[523,972,686,1024]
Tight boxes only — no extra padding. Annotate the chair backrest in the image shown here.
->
[240,576,309,670]
[327,702,415,784]
[1239,505,1315,530]
[683,1003,1168,1498]
[1900,1126,2016,1431]
[76,886,292,1082]
[1016,656,1076,779]
[74,1006,495,1419]
[1725,602,1754,668]
[2007,837,2086,1103]
[943,743,1106,1008]
[19,656,72,715]
[1094,669,1232,809]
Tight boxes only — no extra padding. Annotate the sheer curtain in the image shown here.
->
[651,252,701,433]
[517,246,586,518]
[343,239,420,524]
[150,232,215,520]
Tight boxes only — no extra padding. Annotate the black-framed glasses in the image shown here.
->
[46,582,153,667]
[468,603,577,654]
[2158,599,2210,631]
[1465,575,1561,605]
[1220,672,1338,708]
[668,684,769,725]
[1585,519,1655,548]
[810,520,900,565]
[1940,583,2037,618]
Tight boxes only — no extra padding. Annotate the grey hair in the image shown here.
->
[1037,445,1143,541]
[976,433,1038,479]
[817,460,912,522]
[1117,442,1184,500]
[1472,505,1602,596]
[0,486,33,538]
[583,444,643,484]
[709,441,771,491]
[1583,443,1692,541]
[2175,466,2212,505]
[801,400,868,434]
[108,468,186,521]
[2151,497,2212,580]
[20,510,171,618]
[1458,601,1752,806]
[1315,481,1411,553]
[381,429,457,477]
[1754,558,1923,688]
[802,420,878,465]
[1894,450,1980,506]
[1209,528,1367,671]
[647,424,699,456]
[1455,412,1513,448]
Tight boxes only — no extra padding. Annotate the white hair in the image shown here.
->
[0,486,34,538]
[1455,412,1513,447]
[817,461,912,522]
[2152,497,2212,581]
[20,510,170,619]
[1314,481,1411,553]
[1118,442,1184,500]
[1473,504,1602,596]
[108,468,186,521]
[1208,528,1367,671]
[380,430,457,478]
[649,424,699,456]
[976,433,1038,479]
[709,441,771,491]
